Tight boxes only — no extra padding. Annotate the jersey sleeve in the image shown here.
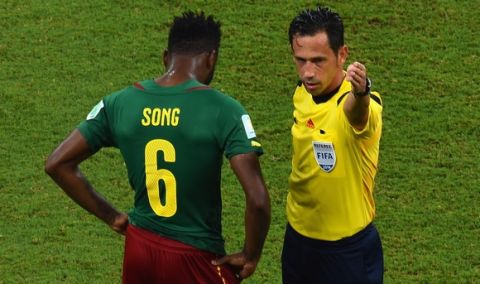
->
[77,98,116,152]
[342,91,383,139]
[217,97,263,159]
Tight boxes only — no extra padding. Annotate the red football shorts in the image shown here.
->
[122,224,240,284]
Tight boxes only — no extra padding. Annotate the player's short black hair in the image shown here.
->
[167,11,221,55]
[288,6,344,54]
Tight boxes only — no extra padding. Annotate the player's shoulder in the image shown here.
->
[218,91,246,112]
[189,83,223,95]
[102,81,148,105]
[104,85,133,99]
[192,85,245,109]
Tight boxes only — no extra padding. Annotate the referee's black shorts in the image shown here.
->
[281,222,384,284]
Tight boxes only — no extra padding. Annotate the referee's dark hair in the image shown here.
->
[288,6,344,54]
[168,11,221,55]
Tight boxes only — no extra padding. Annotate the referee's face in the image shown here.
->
[291,31,347,96]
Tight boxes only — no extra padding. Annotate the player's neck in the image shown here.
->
[156,55,210,86]
[155,72,195,87]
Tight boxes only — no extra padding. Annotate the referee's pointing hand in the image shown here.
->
[346,61,368,95]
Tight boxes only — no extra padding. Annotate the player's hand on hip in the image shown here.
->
[109,212,129,235]
[212,251,257,281]
[346,61,368,95]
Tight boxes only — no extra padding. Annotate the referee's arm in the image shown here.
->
[344,61,371,130]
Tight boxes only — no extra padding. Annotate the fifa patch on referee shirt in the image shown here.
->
[312,141,336,172]
[241,115,256,139]
[86,100,104,120]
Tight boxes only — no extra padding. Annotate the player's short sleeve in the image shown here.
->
[217,97,263,159]
[77,99,116,152]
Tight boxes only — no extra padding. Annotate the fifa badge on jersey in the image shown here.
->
[312,141,336,172]
[241,114,256,139]
[86,100,104,120]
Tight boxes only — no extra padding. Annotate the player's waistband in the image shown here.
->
[127,224,215,255]
[286,222,377,249]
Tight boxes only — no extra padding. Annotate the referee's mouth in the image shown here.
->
[304,81,321,92]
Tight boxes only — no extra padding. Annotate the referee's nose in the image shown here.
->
[301,61,316,81]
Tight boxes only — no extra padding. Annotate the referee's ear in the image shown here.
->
[337,45,348,66]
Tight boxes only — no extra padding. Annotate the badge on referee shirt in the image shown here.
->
[312,141,336,172]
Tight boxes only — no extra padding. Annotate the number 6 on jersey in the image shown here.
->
[145,139,177,217]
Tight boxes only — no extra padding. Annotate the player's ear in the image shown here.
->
[163,49,170,68]
[206,50,218,69]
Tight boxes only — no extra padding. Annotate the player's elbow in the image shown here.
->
[247,188,271,217]
[44,154,62,178]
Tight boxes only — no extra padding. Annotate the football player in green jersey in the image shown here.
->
[45,11,270,283]
[281,5,384,284]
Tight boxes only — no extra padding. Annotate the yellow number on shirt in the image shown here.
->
[144,139,177,217]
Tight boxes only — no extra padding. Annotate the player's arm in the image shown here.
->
[344,61,371,130]
[44,129,128,234]
[212,152,271,280]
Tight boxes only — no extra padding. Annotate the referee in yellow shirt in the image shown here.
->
[282,6,384,284]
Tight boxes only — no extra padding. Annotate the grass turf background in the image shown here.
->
[1,0,479,283]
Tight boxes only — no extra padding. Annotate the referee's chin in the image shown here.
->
[304,83,321,94]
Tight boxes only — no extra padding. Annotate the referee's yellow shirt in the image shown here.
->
[287,78,383,241]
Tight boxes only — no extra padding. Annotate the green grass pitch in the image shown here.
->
[0,0,478,282]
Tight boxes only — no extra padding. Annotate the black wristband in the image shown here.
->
[354,78,371,97]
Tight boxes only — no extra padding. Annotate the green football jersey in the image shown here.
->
[78,79,263,255]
